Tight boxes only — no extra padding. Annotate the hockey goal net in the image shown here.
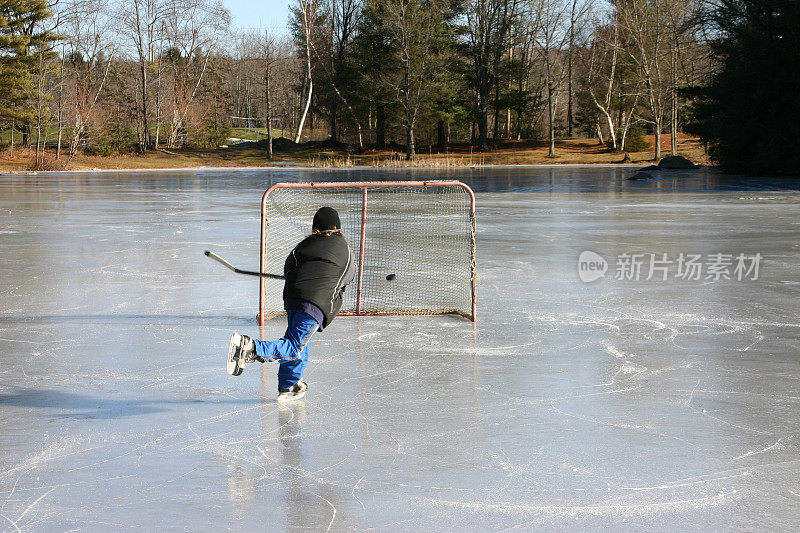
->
[259,181,476,324]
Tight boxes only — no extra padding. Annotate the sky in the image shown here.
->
[224,0,290,34]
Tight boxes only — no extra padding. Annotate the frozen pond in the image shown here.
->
[1,166,799,531]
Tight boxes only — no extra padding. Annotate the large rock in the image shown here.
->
[626,171,657,181]
[255,137,298,151]
[658,155,698,169]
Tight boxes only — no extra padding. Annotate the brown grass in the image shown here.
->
[0,135,709,172]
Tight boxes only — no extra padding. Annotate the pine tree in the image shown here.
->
[356,0,460,160]
[0,0,58,125]
[690,0,800,175]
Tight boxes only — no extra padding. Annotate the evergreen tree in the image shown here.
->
[0,0,58,125]
[357,0,460,159]
[690,0,800,175]
[464,0,518,151]
[352,2,396,148]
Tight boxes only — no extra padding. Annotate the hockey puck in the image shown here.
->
[386,274,396,280]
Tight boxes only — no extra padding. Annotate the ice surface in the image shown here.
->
[1,166,800,531]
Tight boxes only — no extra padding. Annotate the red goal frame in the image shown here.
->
[258,180,477,324]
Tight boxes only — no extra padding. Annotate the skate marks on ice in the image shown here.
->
[2,174,800,530]
[2,316,799,528]
[339,316,799,530]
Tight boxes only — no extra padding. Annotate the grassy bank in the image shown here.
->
[0,135,708,172]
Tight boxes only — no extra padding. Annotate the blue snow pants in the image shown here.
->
[252,310,319,390]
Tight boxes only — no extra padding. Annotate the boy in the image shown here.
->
[227,206,356,402]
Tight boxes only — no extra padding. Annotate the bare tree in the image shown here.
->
[126,0,168,150]
[56,44,65,159]
[583,15,621,148]
[231,31,258,132]
[33,50,50,166]
[664,0,701,155]
[505,20,542,140]
[465,0,519,151]
[616,0,674,160]
[260,30,283,158]
[528,0,571,157]
[565,0,591,137]
[162,0,229,148]
[154,20,164,149]
[290,0,325,143]
[61,0,121,157]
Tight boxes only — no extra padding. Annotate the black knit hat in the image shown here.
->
[312,206,341,231]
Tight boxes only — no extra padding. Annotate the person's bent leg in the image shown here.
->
[278,335,311,390]
[276,310,317,390]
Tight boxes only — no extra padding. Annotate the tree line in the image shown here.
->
[1,0,796,173]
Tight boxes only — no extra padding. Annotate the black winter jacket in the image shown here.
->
[283,234,356,327]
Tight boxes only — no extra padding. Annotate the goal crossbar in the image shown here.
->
[258,180,477,324]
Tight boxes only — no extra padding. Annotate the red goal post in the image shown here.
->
[258,180,477,324]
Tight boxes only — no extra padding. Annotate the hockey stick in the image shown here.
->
[204,250,285,280]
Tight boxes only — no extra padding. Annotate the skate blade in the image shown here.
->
[277,390,306,403]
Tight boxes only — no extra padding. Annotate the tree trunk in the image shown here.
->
[70,115,84,157]
[547,80,555,157]
[406,125,415,161]
[507,45,513,139]
[401,51,416,161]
[139,59,149,151]
[516,75,523,140]
[602,109,616,149]
[266,59,273,159]
[567,0,577,137]
[478,80,489,150]
[56,55,64,160]
[595,122,605,145]
[35,52,43,167]
[295,77,312,143]
[670,91,678,155]
[654,119,662,160]
[329,102,338,142]
[168,110,182,148]
[57,123,63,160]
[155,55,162,150]
[567,66,573,137]
[437,120,446,153]
[267,117,273,159]
[295,5,314,144]
[670,50,678,155]
[669,31,678,155]
[376,102,385,148]
[620,101,637,152]
[493,76,500,141]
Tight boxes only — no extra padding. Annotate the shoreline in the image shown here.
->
[0,136,709,174]
[0,162,658,175]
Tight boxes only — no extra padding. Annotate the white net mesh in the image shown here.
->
[259,182,476,322]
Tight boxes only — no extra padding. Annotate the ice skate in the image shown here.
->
[277,381,307,402]
[226,332,260,376]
